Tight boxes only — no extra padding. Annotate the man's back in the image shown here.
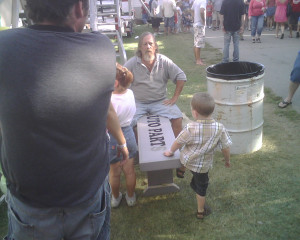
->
[162,0,176,17]
[192,0,207,26]
[220,0,245,31]
[0,26,115,207]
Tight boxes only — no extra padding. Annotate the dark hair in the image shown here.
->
[116,63,133,89]
[135,32,159,58]
[26,0,89,24]
[191,92,215,116]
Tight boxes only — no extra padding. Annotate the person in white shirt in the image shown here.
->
[192,0,206,65]
[162,0,177,35]
[151,0,163,35]
[109,63,137,208]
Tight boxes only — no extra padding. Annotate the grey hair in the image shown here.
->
[135,32,159,57]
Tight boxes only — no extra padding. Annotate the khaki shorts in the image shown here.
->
[194,25,205,48]
[212,11,221,21]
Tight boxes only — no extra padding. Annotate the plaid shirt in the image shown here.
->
[176,119,232,173]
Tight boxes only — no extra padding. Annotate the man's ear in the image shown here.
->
[192,109,198,119]
[114,80,119,88]
[74,0,85,18]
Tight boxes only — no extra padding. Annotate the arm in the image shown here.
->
[222,147,231,168]
[163,80,185,105]
[106,102,129,164]
[200,7,205,25]
[161,3,164,17]
[248,0,253,17]
[240,14,245,33]
[220,14,225,31]
[164,140,182,156]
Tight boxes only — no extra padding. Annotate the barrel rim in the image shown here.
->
[207,72,265,83]
[206,61,265,80]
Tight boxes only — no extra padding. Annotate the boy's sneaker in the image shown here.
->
[125,192,136,207]
[111,192,122,208]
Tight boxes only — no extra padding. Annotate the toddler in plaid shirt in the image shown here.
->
[164,92,232,219]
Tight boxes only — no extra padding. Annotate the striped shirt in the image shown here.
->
[176,119,232,173]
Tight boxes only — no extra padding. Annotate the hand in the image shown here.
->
[117,146,129,166]
[163,97,177,106]
[164,150,174,157]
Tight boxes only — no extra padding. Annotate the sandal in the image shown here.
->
[196,204,212,219]
[176,168,185,178]
[196,211,205,219]
[278,100,292,108]
[256,38,261,43]
[252,38,255,43]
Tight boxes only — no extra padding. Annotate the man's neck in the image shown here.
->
[141,56,156,71]
[37,21,76,31]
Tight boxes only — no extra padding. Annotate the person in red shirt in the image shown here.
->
[248,0,267,42]
[288,0,300,38]
[206,0,214,28]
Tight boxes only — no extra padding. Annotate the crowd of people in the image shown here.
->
[0,0,299,239]
[143,0,300,65]
[142,0,300,39]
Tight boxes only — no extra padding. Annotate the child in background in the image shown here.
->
[182,8,193,32]
[164,92,232,219]
[109,63,137,208]
[206,0,214,28]
[176,1,183,33]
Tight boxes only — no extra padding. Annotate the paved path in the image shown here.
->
[205,28,300,113]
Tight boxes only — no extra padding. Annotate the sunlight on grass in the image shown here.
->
[123,42,138,51]
[259,137,279,152]
[260,197,296,207]
[156,41,164,50]
[155,234,178,239]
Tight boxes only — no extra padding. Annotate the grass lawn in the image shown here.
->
[1,24,299,239]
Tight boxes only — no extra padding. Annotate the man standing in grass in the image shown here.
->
[162,0,177,35]
[192,0,207,65]
[220,0,245,62]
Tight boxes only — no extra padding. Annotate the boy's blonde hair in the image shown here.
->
[116,62,133,89]
[191,92,215,116]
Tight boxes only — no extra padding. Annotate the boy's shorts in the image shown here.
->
[152,17,161,28]
[164,16,175,28]
[190,171,209,197]
[266,6,276,17]
[131,99,183,127]
[212,11,221,21]
[109,126,137,164]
